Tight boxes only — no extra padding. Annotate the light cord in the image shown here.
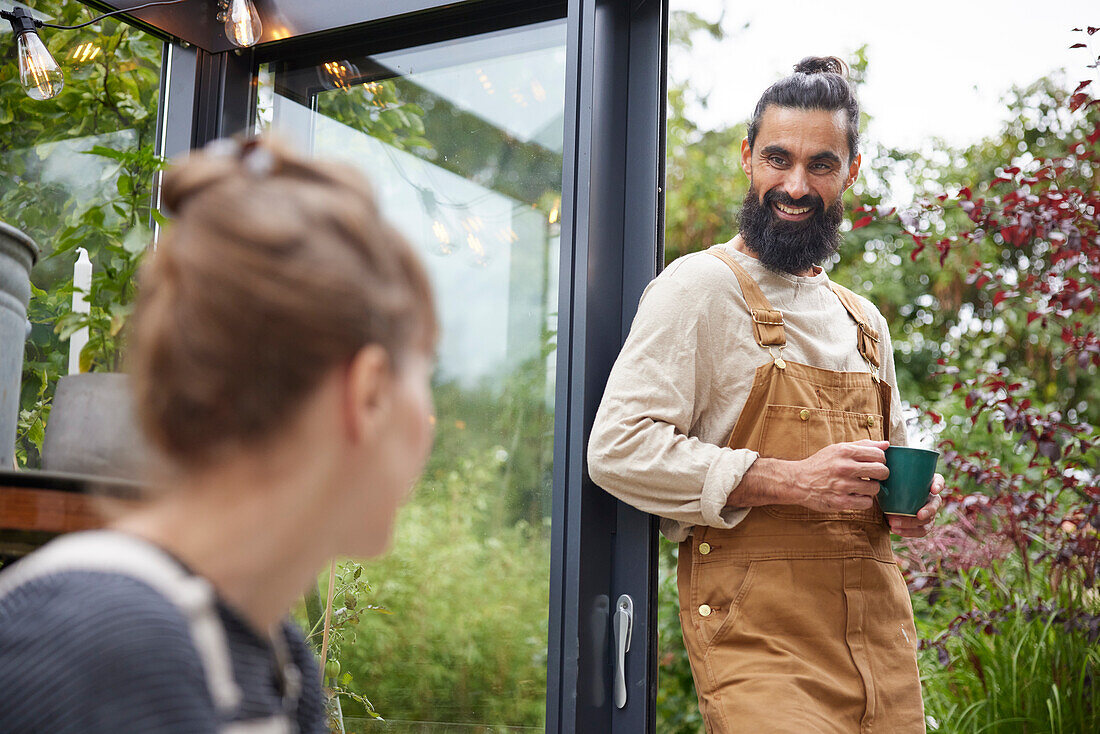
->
[34,0,187,31]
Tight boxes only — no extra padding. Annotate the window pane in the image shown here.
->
[1,0,163,466]
[260,20,566,731]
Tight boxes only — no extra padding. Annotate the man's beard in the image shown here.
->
[738,184,843,275]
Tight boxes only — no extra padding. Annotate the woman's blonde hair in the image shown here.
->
[128,136,437,468]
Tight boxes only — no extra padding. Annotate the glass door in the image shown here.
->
[257,20,567,732]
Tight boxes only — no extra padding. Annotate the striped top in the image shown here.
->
[0,564,326,733]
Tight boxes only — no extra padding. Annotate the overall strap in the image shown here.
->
[828,282,882,373]
[0,531,243,718]
[707,247,786,348]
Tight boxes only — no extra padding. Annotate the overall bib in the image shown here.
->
[676,248,924,733]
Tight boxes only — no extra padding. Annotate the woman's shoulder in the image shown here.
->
[0,568,215,733]
[0,565,201,650]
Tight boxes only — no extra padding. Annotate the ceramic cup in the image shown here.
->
[880,446,939,516]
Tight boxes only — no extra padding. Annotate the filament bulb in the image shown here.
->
[18,30,63,100]
[224,0,262,48]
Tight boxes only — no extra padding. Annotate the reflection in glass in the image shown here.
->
[260,20,566,731]
[2,2,163,467]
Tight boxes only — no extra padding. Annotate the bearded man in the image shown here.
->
[587,57,943,733]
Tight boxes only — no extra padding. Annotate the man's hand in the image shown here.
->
[791,439,889,512]
[729,439,889,510]
[887,473,945,538]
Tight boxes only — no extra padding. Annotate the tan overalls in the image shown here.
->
[676,248,925,733]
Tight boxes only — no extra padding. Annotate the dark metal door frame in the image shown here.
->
[151,1,668,730]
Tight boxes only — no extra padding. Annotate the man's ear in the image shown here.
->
[344,344,391,444]
[846,153,862,190]
[741,137,752,178]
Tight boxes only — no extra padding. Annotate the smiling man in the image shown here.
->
[588,57,943,732]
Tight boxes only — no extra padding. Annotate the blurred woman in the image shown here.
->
[0,137,437,733]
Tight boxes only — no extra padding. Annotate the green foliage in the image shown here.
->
[315,79,431,153]
[295,560,389,726]
[304,349,555,730]
[663,11,745,265]
[2,0,163,467]
[337,445,551,729]
[913,566,1100,733]
[657,542,703,734]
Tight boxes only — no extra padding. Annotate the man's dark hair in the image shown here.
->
[746,56,860,162]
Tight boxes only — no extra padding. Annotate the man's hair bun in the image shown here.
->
[747,55,860,162]
[793,56,848,77]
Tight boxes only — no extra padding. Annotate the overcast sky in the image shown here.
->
[670,0,1099,151]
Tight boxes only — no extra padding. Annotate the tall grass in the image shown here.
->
[915,564,1099,734]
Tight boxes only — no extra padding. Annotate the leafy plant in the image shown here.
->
[2,0,163,467]
[298,560,391,727]
[335,444,551,729]
[913,567,1100,733]
[883,31,1100,732]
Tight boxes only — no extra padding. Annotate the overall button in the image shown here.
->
[799,409,810,421]
[866,416,875,427]
[698,604,713,617]
[698,542,711,555]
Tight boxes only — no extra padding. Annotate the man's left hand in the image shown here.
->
[887,473,944,538]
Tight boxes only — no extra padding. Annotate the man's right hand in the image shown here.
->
[791,439,889,512]
[727,439,890,511]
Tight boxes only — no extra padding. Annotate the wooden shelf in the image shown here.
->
[0,472,142,559]
[1,486,112,534]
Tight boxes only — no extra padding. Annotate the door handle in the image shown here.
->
[612,593,634,709]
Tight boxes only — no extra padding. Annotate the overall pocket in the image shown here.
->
[690,558,759,652]
[756,404,810,460]
[758,405,884,521]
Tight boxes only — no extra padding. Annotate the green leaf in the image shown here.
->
[26,418,45,449]
[85,145,130,162]
[78,342,96,374]
[121,226,150,255]
[378,108,405,130]
[98,163,122,182]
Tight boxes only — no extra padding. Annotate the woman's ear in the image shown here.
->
[344,344,392,444]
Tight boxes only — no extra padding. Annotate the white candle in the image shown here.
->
[68,247,91,375]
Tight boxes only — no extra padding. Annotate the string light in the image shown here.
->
[1,0,187,100]
[217,0,262,48]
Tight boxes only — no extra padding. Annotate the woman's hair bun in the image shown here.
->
[129,134,438,469]
[160,139,286,216]
[160,149,238,216]
[793,56,848,77]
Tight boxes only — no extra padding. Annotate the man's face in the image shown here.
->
[738,106,861,275]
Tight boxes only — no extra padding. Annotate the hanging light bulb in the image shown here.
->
[219,0,262,48]
[3,1,188,101]
[2,7,63,100]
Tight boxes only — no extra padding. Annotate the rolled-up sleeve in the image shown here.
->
[872,309,910,447]
[587,274,756,541]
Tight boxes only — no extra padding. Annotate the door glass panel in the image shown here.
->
[1,2,163,468]
[258,20,566,732]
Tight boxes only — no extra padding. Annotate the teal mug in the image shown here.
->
[879,446,939,516]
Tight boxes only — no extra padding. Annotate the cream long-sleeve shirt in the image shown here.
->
[587,241,909,542]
